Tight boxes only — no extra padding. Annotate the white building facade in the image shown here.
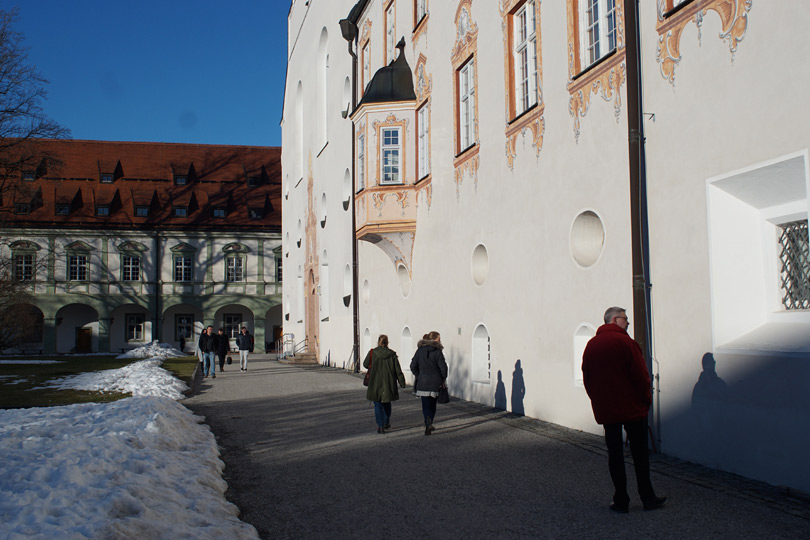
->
[282,0,810,493]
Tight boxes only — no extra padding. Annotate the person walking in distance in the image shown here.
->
[236,326,253,371]
[410,331,448,436]
[364,334,406,434]
[216,328,229,372]
[198,325,219,379]
[581,307,667,513]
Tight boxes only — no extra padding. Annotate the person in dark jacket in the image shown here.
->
[582,306,666,513]
[216,328,229,372]
[364,334,406,434]
[410,331,448,435]
[198,325,219,379]
[235,326,253,371]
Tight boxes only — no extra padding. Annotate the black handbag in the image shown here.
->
[437,384,450,404]
[363,350,372,386]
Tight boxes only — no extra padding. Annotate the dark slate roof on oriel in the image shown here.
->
[358,39,416,107]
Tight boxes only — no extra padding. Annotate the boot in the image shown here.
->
[424,418,434,436]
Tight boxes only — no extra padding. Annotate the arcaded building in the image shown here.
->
[2,139,282,354]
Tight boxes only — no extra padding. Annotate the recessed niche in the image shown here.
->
[343,169,351,211]
[397,264,411,297]
[320,193,327,228]
[471,244,489,285]
[570,210,605,267]
[362,279,370,304]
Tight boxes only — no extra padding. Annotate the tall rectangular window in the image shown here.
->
[226,256,244,282]
[14,254,34,281]
[358,134,365,190]
[174,256,193,282]
[126,314,145,342]
[276,257,283,282]
[513,1,537,115]
[224,314,242,338]
[122,256,141,281]
[779,220,810,310]
[362,43,370,95]
[417,105,430,179]
[68,255,88,281]
[458,59,476,151]
[582,0,616,68]
[176,314,193,341]
[386,2,396,64]
[415,0,427,24]
[381,127,401,184]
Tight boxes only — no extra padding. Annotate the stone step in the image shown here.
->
[279,352,319,365]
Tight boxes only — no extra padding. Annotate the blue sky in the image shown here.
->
[9,0,289,147]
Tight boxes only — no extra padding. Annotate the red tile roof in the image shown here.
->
[2,139,281,232]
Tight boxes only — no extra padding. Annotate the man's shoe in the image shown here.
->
[377,426,385,434]
[643,496,667,511]
[384,423,391,430]
[609,502,629,514]
[212,373,216,378]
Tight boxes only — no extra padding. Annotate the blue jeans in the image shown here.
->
[203,351,216,376]
[421,396,437,424]
[373,401,392,427]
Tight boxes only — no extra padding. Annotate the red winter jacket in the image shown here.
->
[581,324,651,425]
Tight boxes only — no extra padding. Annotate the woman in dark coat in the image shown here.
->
[364,334,406,434]
[410,331,448,435]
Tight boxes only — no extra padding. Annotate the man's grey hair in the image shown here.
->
[604,306,626,324]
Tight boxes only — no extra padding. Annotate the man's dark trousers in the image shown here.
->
[604,418,655,506]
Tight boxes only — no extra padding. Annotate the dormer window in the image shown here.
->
[174,206,188,217]
[96,205,110,216]
[100,174,113,184]
[15,203,30,214]
[174,175,187,186]
[135,206,149,217]
[213,208,226,218]
[22,171,35,182]
[247,176,260,188]
[248,208,263,219]
[56,204,70,215]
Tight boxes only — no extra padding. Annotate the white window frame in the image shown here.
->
[126,314,145,342]
[226,255,245,282]
[122,255,141,281]
[513,1,538,115]
[381,127,402,185]
[418,105,430,179]
[358,133,366,191]
[174,255,193,282]
[68,255,88,281]
[416,0,427,24]
[224,314,242,339]
[580,0,617,69]
[386,3,396,63]
[14,254,35,281]
[362,43,370,95]
[458,59,476,151]
[175,314,193,341]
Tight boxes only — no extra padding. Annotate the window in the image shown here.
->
[174,206,188,217]
[68,255,88,281]
[362,43,370,95]
[779,220,810,310]
[96,205,110,217]
[22,171,35,181]
[55,204,70,215]
[417,105,430,179]
[122,255,141,281]
[174,175,187,186]
[14,254,35,281]
[276,257,283,282]
[581,0,617,69]
[415,0,427,25]
[14,203,30,215]
[247,176,260,188]
[176,314,193,341]
[135,206,149,217]
[248,208,263,219]
[357,133,365,190]
[381,127,401,184]
[174,256,193,282]
[126,314,145,342]
[213,208,226,218]
[512,1,538,116]
[458,59,476,151]
[472,324,491,383]
[226,256,245,282]
[386,2,396,64]
[100,174,113,184]
[224,314,242,338]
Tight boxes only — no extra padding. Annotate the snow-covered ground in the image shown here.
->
[0,342,260,540]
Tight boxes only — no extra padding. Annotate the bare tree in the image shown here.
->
[0,7,70,204]
[0,8,69,351]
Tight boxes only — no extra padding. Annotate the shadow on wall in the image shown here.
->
[494,370,507,410]
[661,348,810,493]
[511,359,525,416]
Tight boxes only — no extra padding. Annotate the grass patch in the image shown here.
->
[161,355,199,389]
[0,355,136,409]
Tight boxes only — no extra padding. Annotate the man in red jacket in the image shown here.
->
[582,306,666,513]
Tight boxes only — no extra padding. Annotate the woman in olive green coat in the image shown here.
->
[364,334,406,434]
